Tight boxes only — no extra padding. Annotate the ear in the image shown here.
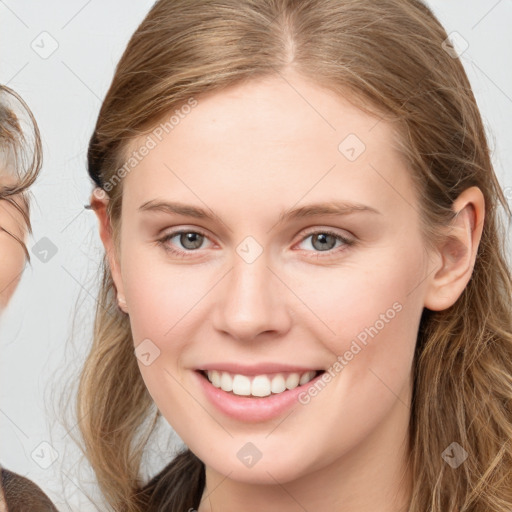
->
[89,188,128,313]
[423,186,485,311]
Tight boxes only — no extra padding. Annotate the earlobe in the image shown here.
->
[89,188,128,313]
[423,186,485,312]
[117,295,129,314]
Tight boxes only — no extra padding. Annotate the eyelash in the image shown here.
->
[156,228,355,260]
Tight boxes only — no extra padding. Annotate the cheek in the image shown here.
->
[287,238,426,419]
[0,234,26,309]
[120,244,207,345]
[292,241,425,349]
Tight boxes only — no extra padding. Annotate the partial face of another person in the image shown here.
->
[0,178,27,311]
[101,72,441,484]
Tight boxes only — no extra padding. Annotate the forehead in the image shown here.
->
[119,73,413,216]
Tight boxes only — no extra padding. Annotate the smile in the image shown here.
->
[201,369,322,397]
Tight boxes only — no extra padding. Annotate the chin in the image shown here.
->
[201,447,314,485]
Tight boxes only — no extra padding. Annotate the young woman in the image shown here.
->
[82,0,512,511]
[0,86,58,510]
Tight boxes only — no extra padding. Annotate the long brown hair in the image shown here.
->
[77,1,512,510]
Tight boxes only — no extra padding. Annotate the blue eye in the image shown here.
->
[296,230,355,257]
[157,228,355,259]
[157,230,211,257]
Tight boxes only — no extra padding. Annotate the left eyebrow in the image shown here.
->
[275,201,380,227]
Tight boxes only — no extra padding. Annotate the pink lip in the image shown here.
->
[194,369,325,423]
[198,362,322,376]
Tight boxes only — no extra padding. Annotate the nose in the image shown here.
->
[212,252,292,342]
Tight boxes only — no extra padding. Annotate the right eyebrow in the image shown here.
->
[138,200,217,220]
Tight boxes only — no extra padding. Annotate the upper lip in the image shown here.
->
[197,362,323,376]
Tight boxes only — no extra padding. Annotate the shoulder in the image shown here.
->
[1,467,58,512]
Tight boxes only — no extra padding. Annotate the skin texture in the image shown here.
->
[92,71,484,512]
[0,190,27,312]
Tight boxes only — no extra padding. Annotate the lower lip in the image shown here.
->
[195,370,324,423]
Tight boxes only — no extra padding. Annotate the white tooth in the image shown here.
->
[299,371,315,386]
[210,370,221,388]
[220,372,233,392]
[211,371,313,397]
[232,374,251,396]
[285,373,300,390]
[271,374,286,394]
[251,375,271,397]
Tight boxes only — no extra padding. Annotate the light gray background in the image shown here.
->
[1,1,511,510]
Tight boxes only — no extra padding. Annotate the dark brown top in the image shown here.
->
[0,468,58,512]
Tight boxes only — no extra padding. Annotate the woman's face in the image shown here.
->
[0,182,27,311]
[105,72,437,485]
